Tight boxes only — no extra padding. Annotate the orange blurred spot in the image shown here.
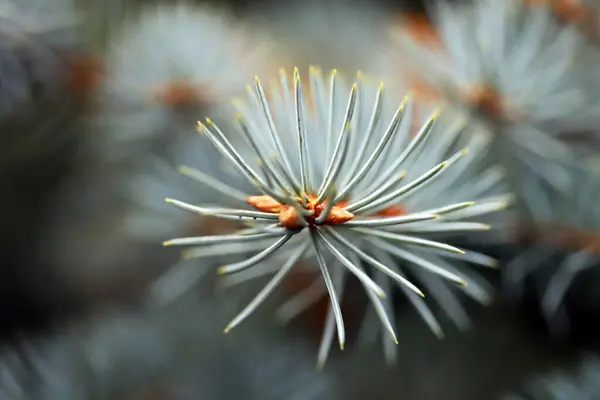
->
[518,221,600,254]
[461,84,506,121]
[376,204,408,217]
[65,53,104,97]
[400,12,441,46]
[156,80,202,107]
[554,0,588,22]
[525,0,588,22]
[526,0,600,43]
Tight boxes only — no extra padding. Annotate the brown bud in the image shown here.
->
[279,205,303,229]
[246,195,282,213]
[325,207,354,225]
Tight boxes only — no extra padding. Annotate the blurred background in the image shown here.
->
[2,0,600,398]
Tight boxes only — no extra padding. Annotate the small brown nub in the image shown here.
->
[402,13,441,46]
[157,80,201,107]
[279,205,303,229]
[325,207,355,225]
[246,195,282,214]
